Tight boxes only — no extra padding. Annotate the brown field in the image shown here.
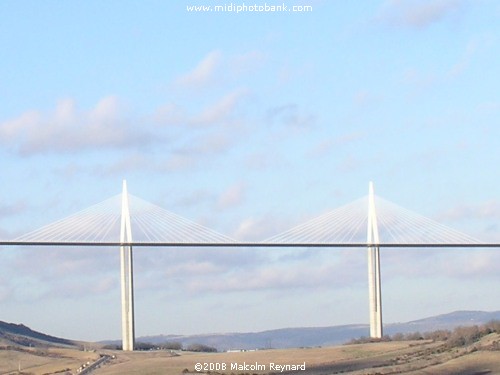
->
[96,333,500,375]
[0,347,99,375]
[1,333,499,375]
[97,342,424,375]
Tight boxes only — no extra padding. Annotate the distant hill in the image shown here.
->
[3,310,500,351]
[385,310,500,335]
[0,321,77,348]
[134,310,500,351]
[137,324,367,351]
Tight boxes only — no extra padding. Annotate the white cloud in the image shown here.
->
[437,200,500,222]
[245,152,284,170]
[172,190,215,209]
[448,35,493,78]
[401,67,436,89]
[163,154,197,172]
[1,247,118,302]
[216,182,246,210]
[185,251,364,294]
[233,215,295,241]
[0,97,156,155]
[0,201,26,219]
[234,217,271,241]
[153,103,185,126]
[190,89,248,126]
[229,50,266,76]
[384,248,500,280]
[83,132,235,176]
[154,89,249,129]
[164,261,224,278]
[173,49,266,90]
[265,104,316,130]
[174,50,222,88]
[377,0,465,29]
[337,156,362,173]
[0,277,12,302]
[307,132,365,158]
[353,90,380,107]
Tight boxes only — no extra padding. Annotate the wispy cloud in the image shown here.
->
[186,251,364,293]
[377,0,465,29]
[0,201,27,219]
[216,182,247,210]
[0,97,156,155]
[229,50,266,76]
[173,49,266,91]
[154,89,249,129]
[447,35,493,78]
[437,200,500,222]
[3,247,118,302]
[85,132,235,176]
[232,215,294,241]
[171,190,215,210]
[307,132,365,158]
[190,89,249,126]
[266,104,316,130]
[0,281,12,303]
[385,248,500,280]
[152,102,185,126]
[244,152,284,170]
[353,90,381,108]
[174,50,222,88]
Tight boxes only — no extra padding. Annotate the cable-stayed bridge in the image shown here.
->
[1,181,497,351]
[6,185,487,247]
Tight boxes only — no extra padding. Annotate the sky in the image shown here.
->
[0,0,499,342]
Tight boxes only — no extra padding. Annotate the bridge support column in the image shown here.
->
[120,180,135,351]
[367,182,383,339]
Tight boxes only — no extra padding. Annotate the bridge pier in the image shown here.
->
[120,180,135,351]
[367,182,383,339]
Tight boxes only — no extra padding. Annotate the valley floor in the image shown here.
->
[1,333,499,375]
[97,333,500,375]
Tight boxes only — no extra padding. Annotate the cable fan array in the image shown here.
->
[14,195,122,243]
[264,197,369,244]
[263,195,482,245]
[13,194,236,244]
[11,192,484,246]
[374,196,480,245]
[127,195,235,244]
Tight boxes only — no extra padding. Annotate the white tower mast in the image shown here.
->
[367,181,383,339]
[120,180,135,351]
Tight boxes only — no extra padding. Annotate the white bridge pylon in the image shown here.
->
[120,181,134,351]
[7,181,488,349]
[367,182,382,338]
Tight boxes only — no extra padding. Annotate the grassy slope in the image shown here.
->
[1,334,498,374]
[0,321,75,347]
[0,347,100,375]
[95,341,441,375]
[97,334,500,375]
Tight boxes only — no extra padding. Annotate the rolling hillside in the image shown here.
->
[0,320,77,348]
[2,310,499,351]
[134,310,500,351]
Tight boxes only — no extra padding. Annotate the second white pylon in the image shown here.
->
[120,180,135,351]
[367,181,383,339]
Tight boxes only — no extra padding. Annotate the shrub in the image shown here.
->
[186,343,217,352]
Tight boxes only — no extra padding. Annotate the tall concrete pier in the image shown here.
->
[367,182,383,338]
[120,180,135,351]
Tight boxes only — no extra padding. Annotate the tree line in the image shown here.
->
[103,341,217,352]
[348,320,500,349]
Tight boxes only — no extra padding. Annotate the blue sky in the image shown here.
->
[0,0,499,342]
